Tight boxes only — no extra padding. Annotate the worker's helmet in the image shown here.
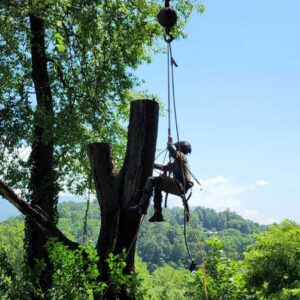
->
[174,141,192,154]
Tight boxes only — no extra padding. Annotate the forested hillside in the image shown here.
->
[56,202,265,269]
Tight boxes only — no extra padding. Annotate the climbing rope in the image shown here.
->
[185,207,209,300]
[169,180,208,299]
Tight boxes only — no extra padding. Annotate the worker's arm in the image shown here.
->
[167,137,178,159]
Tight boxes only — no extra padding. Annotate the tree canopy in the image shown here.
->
[0,0,197,195]
[244,220,300,299]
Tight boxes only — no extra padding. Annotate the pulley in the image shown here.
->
[157,7,177,33]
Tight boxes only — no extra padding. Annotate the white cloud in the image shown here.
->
[255,179,270,187]
[208,176,227,185]
[166,176,278,224]
[168,176,246,212]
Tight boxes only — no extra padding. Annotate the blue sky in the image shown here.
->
[1,1,299,224]
[136,1,300,224]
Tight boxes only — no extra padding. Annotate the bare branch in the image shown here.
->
[0,180,78,250]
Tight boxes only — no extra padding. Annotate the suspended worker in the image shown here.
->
[130,137,193,222]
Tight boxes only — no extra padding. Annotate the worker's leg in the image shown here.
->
[150,176,188,222]
[160,176,183,196]
[130,176,157,214]
[160,177,190,220]
[149,178,164,222]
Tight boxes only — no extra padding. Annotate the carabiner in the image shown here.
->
[164,33,174,43]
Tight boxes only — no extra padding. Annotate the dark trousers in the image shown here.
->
[140,175,184,214]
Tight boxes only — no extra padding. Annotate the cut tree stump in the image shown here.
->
[87,99,159,279]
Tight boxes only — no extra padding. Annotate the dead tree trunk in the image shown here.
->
[87,99,159,279]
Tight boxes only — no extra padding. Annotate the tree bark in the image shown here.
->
[87,99,159,282]
[87,142,120,279]
[26,12,57,294]
[115,99,159,273]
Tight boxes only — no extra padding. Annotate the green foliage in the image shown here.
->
[0,256,45,300]
[188,238,248,300]
[47,240,105,299]
[244,220,300,299]
[197,4,206,14]
[107,251,150,300]
[135,257,190,300]
[135,255,154,293]
[151,265,189,300]
[0,250,14,298]
[47,241,151,299]
[0,217,25,270]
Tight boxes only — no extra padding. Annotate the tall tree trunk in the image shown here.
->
[87,99,159,285]
[26,12,57,295]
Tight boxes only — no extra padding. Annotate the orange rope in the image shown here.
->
[185,208,208,300]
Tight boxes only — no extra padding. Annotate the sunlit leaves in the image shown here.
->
[188,237,248,300]
[54,32,66,52]
[244,220,300,299]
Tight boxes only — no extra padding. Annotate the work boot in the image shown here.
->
[149,211,165,222]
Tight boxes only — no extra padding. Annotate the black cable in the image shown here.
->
[169,43,180,145]
[168,42,198,269]
[167,42,171,139]
[184,208,193,262]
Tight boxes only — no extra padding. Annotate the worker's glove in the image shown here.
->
[167,136,173,146]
